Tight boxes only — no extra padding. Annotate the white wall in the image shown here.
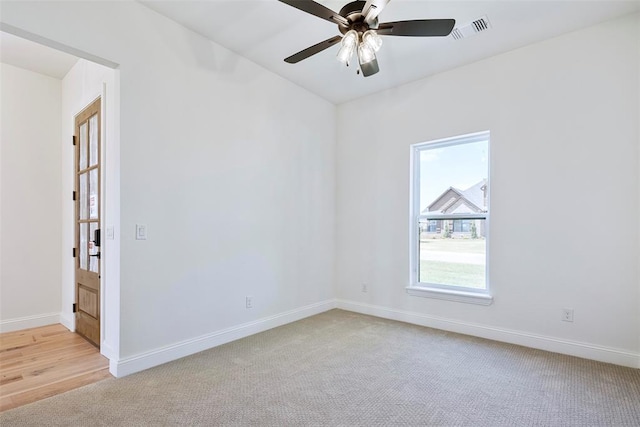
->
[336,13,640,367]
[3,1,635,373]
[61,59,119,360]
[0,63,63,331]
[0,1,336,375]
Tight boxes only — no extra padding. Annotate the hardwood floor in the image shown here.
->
[0,324,111,412]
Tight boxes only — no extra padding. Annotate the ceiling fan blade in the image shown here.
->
[377,19,455,37]
[362,0,391,25]
[360,57,380,77]
[278,0,348,26]
[284,35,342,64]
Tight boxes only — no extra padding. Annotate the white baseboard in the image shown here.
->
[112,300,336,377]
[59,311,74,332]
[336,299,640,369]
[101,341,117,363]
[0,312,61,333]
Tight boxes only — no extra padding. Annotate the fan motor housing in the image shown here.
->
[338,1,378,35]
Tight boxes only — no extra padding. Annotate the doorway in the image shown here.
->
[0,29,120,375]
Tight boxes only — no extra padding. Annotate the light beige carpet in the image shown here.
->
[2,309,639,426]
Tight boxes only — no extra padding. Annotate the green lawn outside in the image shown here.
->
[419,238,486,288]
[419,260,486,289]
[419,238,486,254]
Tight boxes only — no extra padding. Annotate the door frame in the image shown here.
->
[6,27,122,376]
[62,68,121,372]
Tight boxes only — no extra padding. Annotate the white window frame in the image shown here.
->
[407,131,493,305]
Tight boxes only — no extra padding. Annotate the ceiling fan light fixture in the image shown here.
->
[362,30,383,52]
[336,44,355,64]
[336,30,358,64]
[357,42,376,65]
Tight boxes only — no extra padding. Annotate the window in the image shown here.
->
[408,131,492,305]
[426,220,439,233]
[452,219,471,233]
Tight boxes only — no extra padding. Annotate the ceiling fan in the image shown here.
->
[278,0,455,77]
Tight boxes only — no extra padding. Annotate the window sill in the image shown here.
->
[406,286,493,306]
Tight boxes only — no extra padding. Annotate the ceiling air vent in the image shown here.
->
[451,28,464,40]
[450,15,492,40]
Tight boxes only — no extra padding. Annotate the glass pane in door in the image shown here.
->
[89,168,98,219]
[79,122,88,171]
[89,222,99,272]
[80,223,88,270]
[79,172,88,220]
[89,114,98,167]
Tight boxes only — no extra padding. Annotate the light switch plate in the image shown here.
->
[136,224,147,240]
[106,226,115,240]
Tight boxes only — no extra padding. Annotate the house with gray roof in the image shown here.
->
[421,179,487,238]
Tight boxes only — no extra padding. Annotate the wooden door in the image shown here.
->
[74,98,101,347]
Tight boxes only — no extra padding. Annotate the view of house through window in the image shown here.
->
[411,132,489,292]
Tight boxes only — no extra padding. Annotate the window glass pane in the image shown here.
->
[80,223,88,270]
[79,172,88,220]
[419,219,486,289]
[79,122,88,170]
[426,220,439,233]
[89,222,99,272]
[89,114,98,167]
[89,168,98,219]
[453,219,472,233]
[419,141,488,216]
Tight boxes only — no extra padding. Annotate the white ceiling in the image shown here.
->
[0,31,78,79]
[1,1,637,99]
[142,0,640,104]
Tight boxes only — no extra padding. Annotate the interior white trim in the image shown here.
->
[406,286,493,305]
[59,311,74,332]
[409,131,492,296]
[336,299,640,369]
[111,300,336,377]
[0,23,119,69]
[0,312,61,333]
[101,342,117,361]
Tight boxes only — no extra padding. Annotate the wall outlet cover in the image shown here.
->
[136,224,147,240]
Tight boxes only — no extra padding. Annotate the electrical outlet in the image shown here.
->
[361,283,368,293]
[246,296,253,309]
[135,224,147,240]
[562,308,574,322]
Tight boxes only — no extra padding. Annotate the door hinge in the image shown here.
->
[73,303,77,313]
[72,191,76,201]
[72,135,76,146]
[72,248,76,258]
